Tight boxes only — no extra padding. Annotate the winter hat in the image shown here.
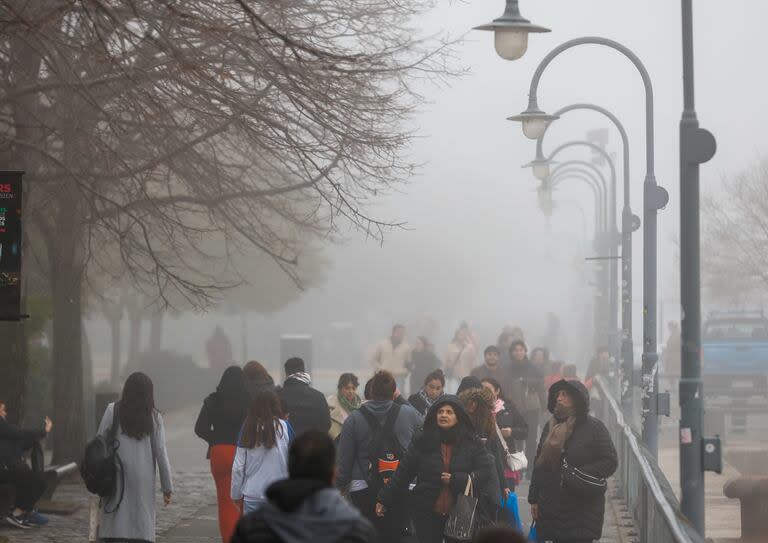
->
[456,375,483,396]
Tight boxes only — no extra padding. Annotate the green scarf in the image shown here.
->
[338,392,362,414]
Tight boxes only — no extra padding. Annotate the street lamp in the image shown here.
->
[516,37,668,458]
[524,102,637,414]
[509,109,560,140]
[679,0,719,535]
[523,155,555,181]
[474,0,550,61]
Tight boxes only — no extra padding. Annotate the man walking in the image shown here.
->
[369,324,412,392]
[336,371,422,543]
[278,358,331,437]
[231,430,375,543]
[471,345,509,391]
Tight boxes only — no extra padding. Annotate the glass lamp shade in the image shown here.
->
[494,29,529,61]
[522,117,548,140]
[533,162,550,181]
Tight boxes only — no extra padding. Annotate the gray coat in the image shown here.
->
[97,402,173,542]
[335,400,422,490]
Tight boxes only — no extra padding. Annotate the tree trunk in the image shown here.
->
[109,315,121,386]
[50,265,84,464]
[0,322,28,425]
[127,306,142,365]
[148,311,163,354]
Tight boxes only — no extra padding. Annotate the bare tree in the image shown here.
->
[0,0,454,461]
[702,157,768,306]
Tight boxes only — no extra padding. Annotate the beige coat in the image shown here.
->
[327,394,350,440]
[444,340,477,380]
[369,338,412,377]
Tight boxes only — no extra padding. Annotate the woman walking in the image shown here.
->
[97,372,172,543]
[444,323,477,383]
[230,390,291,514]
[375,396,495,543]
[408,369,445,416]
[194,366,250,542]
[480,378,528,492]
[529,380,618,543]
[327,373,361,441]
[407,337,441,396]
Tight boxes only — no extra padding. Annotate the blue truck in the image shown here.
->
[703,310,768,399]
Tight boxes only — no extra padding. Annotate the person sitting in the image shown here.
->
[277,358,331,437]
[230,431,376,543]
[0,400,52,529]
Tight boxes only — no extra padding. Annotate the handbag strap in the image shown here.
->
[464,474,473,496]
[494,422,511,455]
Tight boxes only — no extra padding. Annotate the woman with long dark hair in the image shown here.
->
[242,360,275,397]
[195,366,250,542]
[408,369,445,416]
[230,389,291,514]
[97,372,173,543]
[375,396,495,543]
[480,378,528,491]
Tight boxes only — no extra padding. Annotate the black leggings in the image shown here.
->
[413,510,448,543]
[350,488,408,543]
[0,465,46,511]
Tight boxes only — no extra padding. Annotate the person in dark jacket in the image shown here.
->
[406,336,442,396]
[470,346,509,391]
[458,387,507,508]
[277,358,331,437]
[529,379,618,543]
[194,365,250,542]
[408,369,445,416]
[231,430,375,543]
[480,378,528,491]
[506,340,546,478]
[337,371,422,543]
[375,396,496,543]
[0,400,51,529]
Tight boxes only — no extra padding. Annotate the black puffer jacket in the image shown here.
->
[378,396,498,518]
[529,380,618,541]
[277,379,331,437]
[496,399,528,453]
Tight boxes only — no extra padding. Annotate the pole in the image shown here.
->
[679,0,716,535]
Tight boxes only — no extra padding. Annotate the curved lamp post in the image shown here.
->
[514,37,669,457]
[548,169,611,350]
[474,1,550,61]
[520,102,637,414]
[529,140,619,354]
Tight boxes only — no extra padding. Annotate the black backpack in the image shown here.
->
[359,403,403,491]
[81,402,124,512]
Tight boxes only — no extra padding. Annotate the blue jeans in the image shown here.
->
[244,498,266,514]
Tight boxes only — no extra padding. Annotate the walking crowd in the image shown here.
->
[0,322,618,543]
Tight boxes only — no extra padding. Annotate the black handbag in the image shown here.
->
[444,475,481,542]
[561,458,607,497]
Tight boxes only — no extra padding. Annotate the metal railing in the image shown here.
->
[593,375,703,543]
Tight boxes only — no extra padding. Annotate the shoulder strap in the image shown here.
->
[381,404,401,440]
[494,422,510,455]
[109,402,120,442]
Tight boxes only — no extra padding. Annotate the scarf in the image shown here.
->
[287,372,311,386]
[418,388,441,411]
[535,404,577,470]
[338,392,361,414]
[434,443,455,516]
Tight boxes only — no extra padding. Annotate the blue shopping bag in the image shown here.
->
[500,492,523,532]
[527,521,538,542]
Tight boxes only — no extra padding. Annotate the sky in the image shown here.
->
[87,1,768,381]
